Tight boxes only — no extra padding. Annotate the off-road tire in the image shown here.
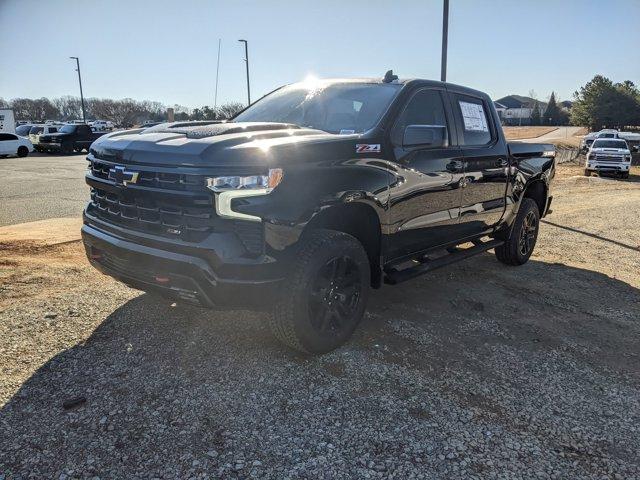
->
[17,146,29,158]
[621,172,629,179]
[584,169,590,176]
[270,229,370,354]
[495,198,540,266]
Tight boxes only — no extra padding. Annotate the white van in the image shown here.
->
[0,108,16,134]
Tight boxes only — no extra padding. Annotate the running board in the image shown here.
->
[384,239,504,285]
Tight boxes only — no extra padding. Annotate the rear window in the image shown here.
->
[452,94,493,146]
[16,125,31,136]
[593,140,627,149]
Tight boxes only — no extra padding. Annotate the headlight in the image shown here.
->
[206,168,283,192]
[625,155,632,162]
[206,168,284,222]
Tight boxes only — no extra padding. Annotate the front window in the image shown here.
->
[592,140,627,149]
[233,81,401,134]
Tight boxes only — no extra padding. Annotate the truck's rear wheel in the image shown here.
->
[270,229,370,354]
[61,142,73,154]
[495,198,540,266]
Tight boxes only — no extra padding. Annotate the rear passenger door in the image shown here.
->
[386,87,467,260]
[450,92,509,236]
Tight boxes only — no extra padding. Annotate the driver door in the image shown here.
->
[386,88,466,261]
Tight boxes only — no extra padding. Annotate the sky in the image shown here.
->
[1,0,639,109]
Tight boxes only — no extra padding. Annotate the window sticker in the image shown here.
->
[459,101,489,132]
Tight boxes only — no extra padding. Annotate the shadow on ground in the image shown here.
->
[2,255,639,478]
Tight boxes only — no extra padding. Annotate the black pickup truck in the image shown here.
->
[39,124,107,154]
[82,73,555,353]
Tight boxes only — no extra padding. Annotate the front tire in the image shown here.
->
[270,229,370,354]
[495,198,540,266]
[584,169,590,176]
[61,142,73,154]
[17,146,29,158]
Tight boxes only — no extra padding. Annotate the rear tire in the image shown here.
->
[495,198,540,266]
[17,146,29,158]
[270,229,370,354]
[61,142,73,154]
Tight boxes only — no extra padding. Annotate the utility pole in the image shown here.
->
[440,0,449,82]
[214,39,221,110]
[69,56,86,123]
[238,39,251,105]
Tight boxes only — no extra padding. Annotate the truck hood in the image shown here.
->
[90,121,362,168]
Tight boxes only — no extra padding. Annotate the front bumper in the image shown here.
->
[37,143,62,151]
[586,162,630,172]
[82,216,286,310]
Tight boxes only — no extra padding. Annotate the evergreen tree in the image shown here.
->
[543,92,560,125]
[530,101,541,126]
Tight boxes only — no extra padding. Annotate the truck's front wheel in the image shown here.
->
[270,229,370,354]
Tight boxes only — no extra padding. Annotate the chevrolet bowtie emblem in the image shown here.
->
[109,165,139,186]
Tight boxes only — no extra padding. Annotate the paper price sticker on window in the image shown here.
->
[459,101,489,132]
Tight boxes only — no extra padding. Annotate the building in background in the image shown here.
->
[494,95,548,126]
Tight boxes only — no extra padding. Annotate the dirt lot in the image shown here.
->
[502,127,558,140]
[1,164,639,479]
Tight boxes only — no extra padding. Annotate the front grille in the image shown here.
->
[87,158,265,254]
[595,155,624,162]
[90,160,206,192]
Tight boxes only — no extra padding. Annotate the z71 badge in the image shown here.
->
[355,144,381,153]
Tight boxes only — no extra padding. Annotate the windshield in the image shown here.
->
[593,139,627,149]
[233,81,401,134]
[60,125,77,133]
[29,126,44,135]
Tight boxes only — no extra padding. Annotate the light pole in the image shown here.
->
[238,39,251,105]
[440,0,449,82]
[69,56,86,123]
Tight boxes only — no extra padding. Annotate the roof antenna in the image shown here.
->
[383,70,398,83]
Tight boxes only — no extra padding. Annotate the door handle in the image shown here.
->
[446,159,464,173]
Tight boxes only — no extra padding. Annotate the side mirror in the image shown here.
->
[403,125,448,148]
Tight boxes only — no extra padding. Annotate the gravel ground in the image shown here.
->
[1,164,639,479]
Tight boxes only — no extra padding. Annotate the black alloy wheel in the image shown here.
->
[518,211,538,256]
[308,255,362,335]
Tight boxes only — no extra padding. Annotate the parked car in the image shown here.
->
[585,138,634,178]
[0,132,34,157]
[29,124,63,151]
[90,120,115,132]
[38,124,108,154]
[82,74,555,354]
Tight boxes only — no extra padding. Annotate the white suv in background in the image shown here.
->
[29,124,63,151]
[585,138,633,179]
[90,120,114,132]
